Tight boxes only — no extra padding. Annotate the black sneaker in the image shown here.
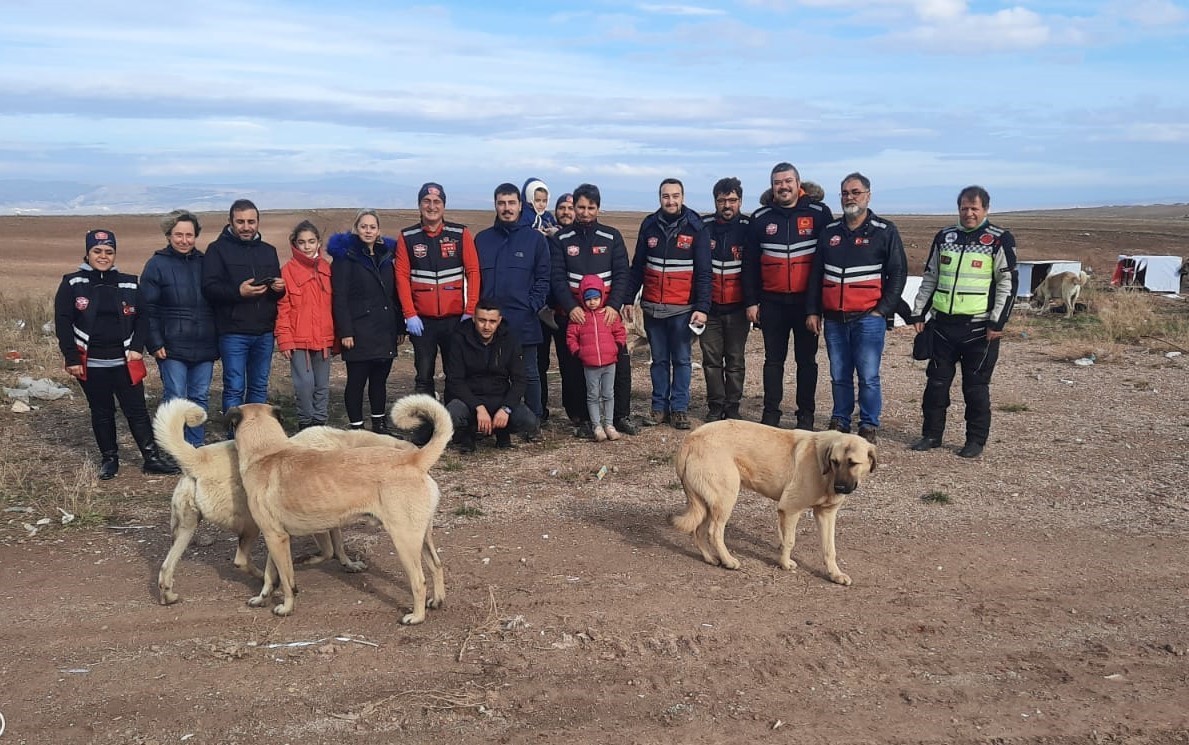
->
[451,434,476,454]
[827,418,851,433]
[613,417,639,436]
[857,425,878,443]
[910,436,942,451]
[760,413,781,427]
[495,431,514,449]
[573,421,595,440]
[957,441,984,458]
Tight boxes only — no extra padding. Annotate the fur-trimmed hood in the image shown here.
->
[326,231,397,260]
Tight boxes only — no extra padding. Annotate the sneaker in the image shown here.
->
[648,410,668,426]
[594,425,608,442]
[613,417,639,436]
[760,413,781,427]
[706,408,724,422]
[957,440,984,458]
[910,436,941,451]
[671,411,691,430]
[525,429,545,444]
[857,425,878,443]
[604,424,621,441]
[573,421,595,440]
[827,418,851,433]
[451,434,476,454]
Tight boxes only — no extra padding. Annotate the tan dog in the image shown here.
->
[1032,270,1089,319]
[672,421,877,584]
[231,394,451,624]
[154,399,416,605]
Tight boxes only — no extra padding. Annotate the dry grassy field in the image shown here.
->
[1,207,1187,744]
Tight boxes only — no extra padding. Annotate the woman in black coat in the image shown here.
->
[329,209,404,432]
[139,209,219,446]
[54,229,180,479]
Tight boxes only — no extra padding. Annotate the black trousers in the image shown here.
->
[411,316,459,397]
[758,300,819,423]
[344,358,394,424]
[446,399,539,440]
[921,318,1001,445]
[538,318,561,418]
[79,365,154,456]
[556,316,632,424]
[699,307,749,418]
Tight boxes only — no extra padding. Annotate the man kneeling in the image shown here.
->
[445,299,541,452]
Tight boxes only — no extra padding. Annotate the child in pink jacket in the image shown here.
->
[567,274,627,441]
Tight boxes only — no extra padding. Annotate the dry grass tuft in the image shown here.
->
[0,292,66,374]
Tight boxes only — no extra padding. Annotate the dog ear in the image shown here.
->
[868,445,878,473]
[269,406,284,427]
[226,406,243,432]
[820,440,835,476]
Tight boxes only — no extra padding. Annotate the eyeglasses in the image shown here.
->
[841,190,870,198]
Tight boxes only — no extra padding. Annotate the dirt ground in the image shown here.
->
[1,208,1188,744]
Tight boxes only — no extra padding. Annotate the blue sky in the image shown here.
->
[1,0,1186,213]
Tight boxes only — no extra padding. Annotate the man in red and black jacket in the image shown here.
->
[395,182,481,399]
[700,177,750,421]
[548,183,639,437]
[625,178,711,430]
[743,162,834,429]
[806,172,907,443]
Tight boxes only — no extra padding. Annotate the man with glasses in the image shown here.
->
[744,162,833,429]
[909,185,1018,458]
[805,173,907,443]
[699,177,751,421]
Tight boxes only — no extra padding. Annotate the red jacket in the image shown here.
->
[275,248,336,352]
[395,221,481,319]
[566,275,626,368]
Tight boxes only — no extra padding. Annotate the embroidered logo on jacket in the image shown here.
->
[567,245,580,257]
[979,234,995,246]
[676,234,693,250]
[413,244,428,258]
[797,217,813,236]
[765,223,778,236]
[647,237,658,249]
[829,235,841,247]
[75,297,89,311]
[440,241,457,258]
[593,245,607,255]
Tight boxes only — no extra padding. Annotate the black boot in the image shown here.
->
[98,452,119,481]
[371,415,393,436]
[349,422,364,430]
[141,444,181,475]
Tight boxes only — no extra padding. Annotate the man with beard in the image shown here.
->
[475,182,551,422]
[625,178,712,429]
[743,163,833,430]
[699,177,750,421]
[805,173,907,443]
[201,199,285,417]
[536,192,577,422]
[549,183,639,437]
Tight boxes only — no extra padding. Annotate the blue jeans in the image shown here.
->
[157,358,214,447]
[823,314,886,429]
[644,312,693,413]
[219,333,274,413]
[521,343,542,418]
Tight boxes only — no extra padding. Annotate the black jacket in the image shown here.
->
[139,246,218,362]
[445,319,525,413]
[328,232,403,362]
[54,265,144,366]
[201,226,284,335]
[549,220,631,313]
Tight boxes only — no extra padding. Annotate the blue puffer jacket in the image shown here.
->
[474,218,551,346]
[139,246,219,362]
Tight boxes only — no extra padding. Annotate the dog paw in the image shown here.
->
[159,589,179,605]
[721,557,741,570]
[400,611,425,625]
[778,558,799,572]
[426,597,444,609]
[247,595,268,608]
[341,559,367,573]
[272,604,293,617]
[829,572,852,586]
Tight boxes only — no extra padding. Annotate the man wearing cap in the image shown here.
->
[201,199,285,416]
[699,177,751,421]
[395,182,482,399]
[475,182,551,421]
[549,183,639,437]
[744,162,833,430]
[625,178,711,430]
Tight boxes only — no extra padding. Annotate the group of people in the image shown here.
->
[54,164,1018,479]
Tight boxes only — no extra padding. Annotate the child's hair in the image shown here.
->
[289,219,321,245]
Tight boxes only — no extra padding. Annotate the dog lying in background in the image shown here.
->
[1032,270,1089,319]
[232,394,451,624]
[673,420,876,584]
[154,399,415,605]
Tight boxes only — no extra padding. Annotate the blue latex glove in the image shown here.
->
[405,315,425,336]
[460,313,472,322]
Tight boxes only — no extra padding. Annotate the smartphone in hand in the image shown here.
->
[250,277,276,287]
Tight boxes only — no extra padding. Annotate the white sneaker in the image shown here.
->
[594,425,608,442]
[604,424,621,441]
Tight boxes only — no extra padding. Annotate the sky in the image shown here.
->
[1,0,1187,214]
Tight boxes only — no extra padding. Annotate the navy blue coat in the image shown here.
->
[328,232,403,363]
[139,246,219,362]
[475,219,551,346]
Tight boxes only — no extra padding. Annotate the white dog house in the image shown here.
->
[1016,260,1082,298]
[1111,255,1184,293]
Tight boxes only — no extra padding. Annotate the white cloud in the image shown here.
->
[637,4,727,16]
[1119,123,1189,143]
[1108,0,1188,26]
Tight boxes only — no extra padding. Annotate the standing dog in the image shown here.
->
[1032,270,1089,319]
[154,399,416,605]
[673,420,876,584]
[231,394,451,624]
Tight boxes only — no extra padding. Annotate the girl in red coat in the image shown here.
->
[566,274,627,441]
[275,220,336,428]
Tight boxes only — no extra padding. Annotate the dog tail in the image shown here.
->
[670,445,706,534]
[153,398,207,475]
[390,394,453,470]
[1078,270,1089,286]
